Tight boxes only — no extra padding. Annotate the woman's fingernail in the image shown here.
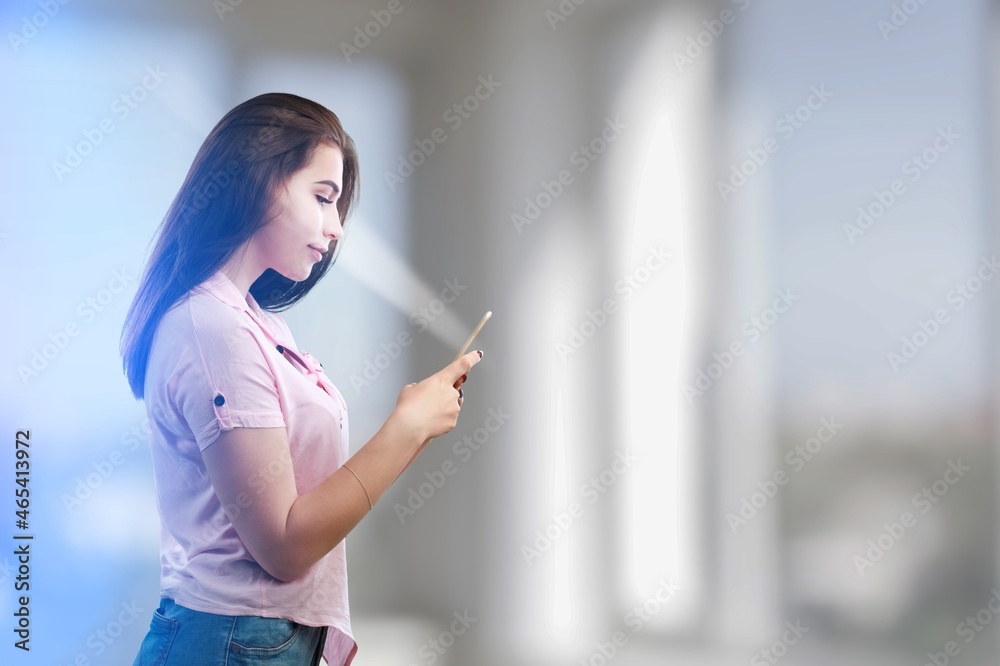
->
[477,350,483,358]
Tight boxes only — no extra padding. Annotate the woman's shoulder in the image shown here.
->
[154,290,260,359]
[147,291,276,391]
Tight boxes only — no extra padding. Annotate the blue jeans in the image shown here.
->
[132,597,328,665]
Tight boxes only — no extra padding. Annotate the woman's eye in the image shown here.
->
[316,195,333,205]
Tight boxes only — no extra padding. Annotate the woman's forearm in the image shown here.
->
[277,415,424,581]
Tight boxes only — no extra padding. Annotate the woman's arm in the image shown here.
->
[200,351,480,583]
[201,416,420,583]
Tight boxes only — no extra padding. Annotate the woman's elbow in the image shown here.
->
[263,538,346,583]
[263,556,303,584]
[251,543,304,583]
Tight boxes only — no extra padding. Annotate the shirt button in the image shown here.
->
[214,394,225,406]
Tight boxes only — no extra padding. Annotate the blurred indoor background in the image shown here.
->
[1,0,997,664]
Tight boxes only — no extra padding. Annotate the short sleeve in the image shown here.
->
[167,307,286,451]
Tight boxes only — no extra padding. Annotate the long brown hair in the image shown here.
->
[120,92,360,400]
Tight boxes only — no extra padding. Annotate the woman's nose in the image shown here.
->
[324,216,344,241]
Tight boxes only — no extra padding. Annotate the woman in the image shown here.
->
[120,92,483,665]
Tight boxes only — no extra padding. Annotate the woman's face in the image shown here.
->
[253,142,345,283]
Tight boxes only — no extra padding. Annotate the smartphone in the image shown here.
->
[454,310,492,362]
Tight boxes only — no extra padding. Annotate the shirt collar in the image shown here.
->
[196,268,263,315]
[195,268,277,337]
[196,269,342,404]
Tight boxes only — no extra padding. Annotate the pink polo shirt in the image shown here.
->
[143,268,357,666]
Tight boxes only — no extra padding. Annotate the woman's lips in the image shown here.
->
[309,247,323,262]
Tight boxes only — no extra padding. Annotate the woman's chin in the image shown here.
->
[276,266,315,283]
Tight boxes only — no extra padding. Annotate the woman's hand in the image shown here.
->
[392,350,483,444]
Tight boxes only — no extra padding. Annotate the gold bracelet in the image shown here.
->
[342,463,373,510]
